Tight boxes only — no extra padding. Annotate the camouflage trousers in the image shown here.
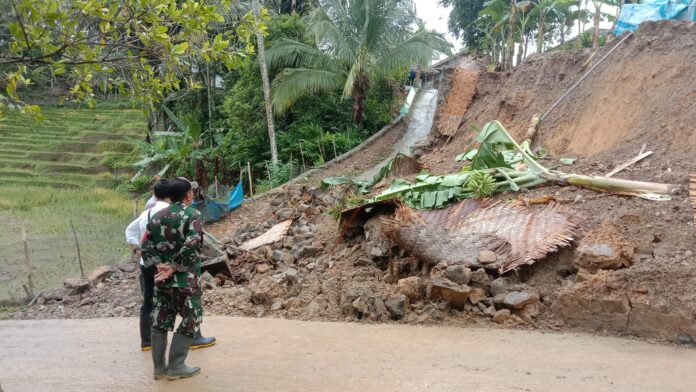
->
[152,286,202,337]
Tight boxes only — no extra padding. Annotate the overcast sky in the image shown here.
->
[413,0,460,53]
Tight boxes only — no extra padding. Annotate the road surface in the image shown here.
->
[1,317,695,392]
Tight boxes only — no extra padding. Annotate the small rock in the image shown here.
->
[201,271,215,281]
[575,268,593,283]
[397,276,423,300]
[501,291,540,310]
[270,299,284,311]
[428,276,470,308]
[468,287,487,305]
[445,265,471,285]
[676,334,694,346]
[96,282,105,290]
[36,297,47,306]
[271,250,284,263]
[477,250,497,265]
[520,303,540,320]
[492,309,512,323]
[373,298,390,320]
[470,268,491,287]
[275,208,294,221]
[296,242,323,258]
[63,278,90,295]
[385,295,408,320]
[490,277,530,296]
[483,305,496,317]
[87,265,115,285]
[382,273,395,284]
[283,254,296,265]
[256,263,271,274]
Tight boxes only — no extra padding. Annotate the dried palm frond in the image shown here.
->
[381,201,581,274]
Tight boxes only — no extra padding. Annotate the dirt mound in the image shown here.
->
[431,21,696,166]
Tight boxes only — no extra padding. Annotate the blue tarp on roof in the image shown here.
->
[192,182,244,223]
[615,0,695,35]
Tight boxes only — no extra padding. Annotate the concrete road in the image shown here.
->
[1,317,695,392]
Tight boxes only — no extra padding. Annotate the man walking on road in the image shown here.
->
[125,178,215,352]
[141,178,206,380]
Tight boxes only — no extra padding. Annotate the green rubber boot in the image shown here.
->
[167,333,201,380]
[150,328,168,380]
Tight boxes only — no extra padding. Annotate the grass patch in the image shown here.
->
[0,185,143,301]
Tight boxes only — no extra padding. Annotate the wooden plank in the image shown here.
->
[239,220,293,251]
[605,151,653,178]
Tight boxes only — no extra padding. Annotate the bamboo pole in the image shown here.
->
[247,161,254,197]
[332,136,338,158]
[299,141,307,172]
[70,220,85,278]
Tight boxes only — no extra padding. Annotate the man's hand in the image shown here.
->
[154,264,175,283]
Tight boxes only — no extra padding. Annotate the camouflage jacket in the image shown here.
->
[141,202,203,289]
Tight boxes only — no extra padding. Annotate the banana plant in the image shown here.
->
[370,121,677,209]
[127,105,212,185]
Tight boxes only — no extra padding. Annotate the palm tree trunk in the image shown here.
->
[592,2,601,49]
[506,0,517,70]
[523,33,529,58]
[352,78,367,124]
[537,10,546,54]
[253,0,279,165]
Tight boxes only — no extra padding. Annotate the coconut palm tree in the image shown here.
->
[266,0,452,123]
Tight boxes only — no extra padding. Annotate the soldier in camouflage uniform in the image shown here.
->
[141,178,204,380]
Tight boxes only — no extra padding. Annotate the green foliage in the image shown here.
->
[255,160,293,193]
[267,0,452,121]
[0,0,261,120]
[439,0,489,53]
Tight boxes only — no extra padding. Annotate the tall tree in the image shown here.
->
[0,0,256,120]
[440,0,488,53]
[252,0,279,164]
[267,0,451,123]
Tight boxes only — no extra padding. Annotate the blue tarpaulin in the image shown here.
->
[192,182,244,223]
[615,0,695,35]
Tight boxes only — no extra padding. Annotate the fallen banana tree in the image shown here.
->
[371,121,678,208]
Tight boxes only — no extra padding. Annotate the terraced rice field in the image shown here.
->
[0,107,146,303]
[0,107,144,188]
